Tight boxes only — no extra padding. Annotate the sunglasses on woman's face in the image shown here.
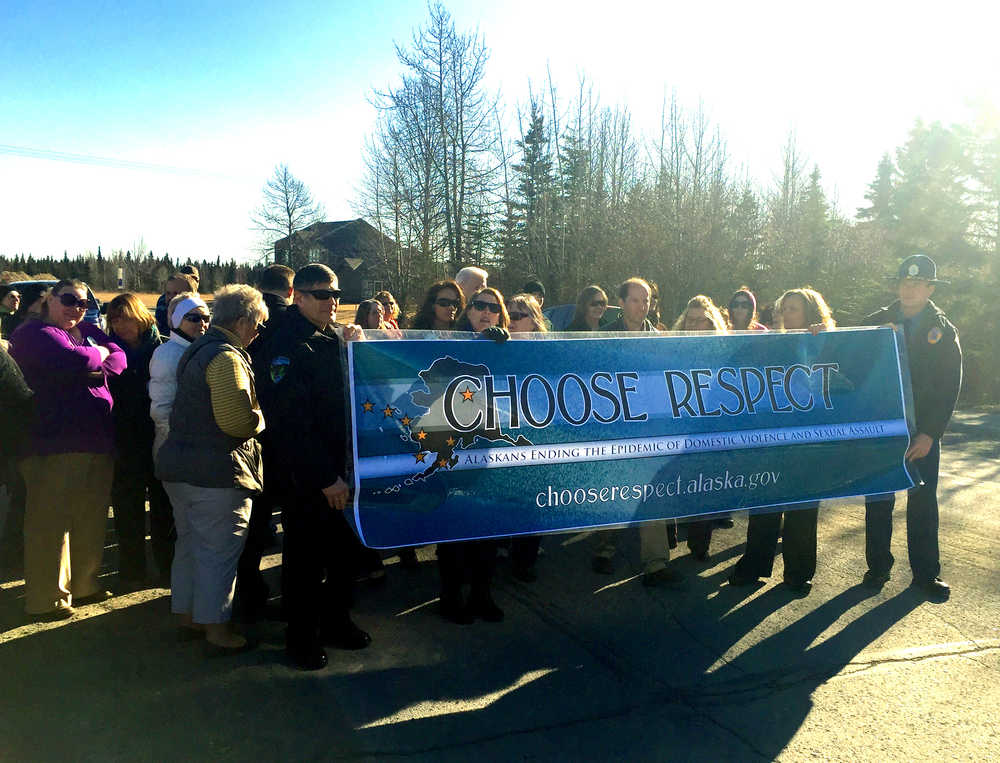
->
[470,300,501,314]
[434,297,459,308]
[183,313,210,323]
[58,293,88,309]
[508,311,531,322]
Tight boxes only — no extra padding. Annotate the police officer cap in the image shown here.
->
[894,254,949,285]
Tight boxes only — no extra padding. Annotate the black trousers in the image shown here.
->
[865,439,940,582]
[0,465,25,576]
[282,491,356,647]
[685,520,713,556]
[733,503,819,582]
[235,489,277,609]
[437,540,497,598]
[510,536,540,570]
[111,460,174,580]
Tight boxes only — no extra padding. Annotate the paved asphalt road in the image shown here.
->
[1,412,998,762]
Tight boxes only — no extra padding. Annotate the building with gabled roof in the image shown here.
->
[273,218,394,302]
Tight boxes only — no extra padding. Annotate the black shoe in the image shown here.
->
[727,569,760,587]
[714,518,735,529]
[468,591,504,622]
[591,555,614,574]
[286,642,328,671]
[398,547,419,569]
[911,577,950,601]
[73,590,114,606]
[690,548,709,562]
[863,569,891,589]
[321,620,372,650]
[784,578,813,596]
[643,566,686,588]
[511,564,538,583]
[440,595,474,625]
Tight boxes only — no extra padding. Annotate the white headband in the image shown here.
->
[170,295,209,329]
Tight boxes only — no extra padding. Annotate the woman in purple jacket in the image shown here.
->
[9,279,126,620]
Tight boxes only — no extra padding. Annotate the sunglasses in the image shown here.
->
[183,313,210,323]
[470,300,501,314]
[590,300,607,308]
[508,311,531,322]
[434,297,460,308]
[58,293,89,309]
[300,288,342,301]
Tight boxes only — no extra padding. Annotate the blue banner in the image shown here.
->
[347,328,915,548]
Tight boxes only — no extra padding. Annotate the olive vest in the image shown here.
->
[155,328,263,491]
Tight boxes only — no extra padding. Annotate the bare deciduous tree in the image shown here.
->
[251,163,325,266]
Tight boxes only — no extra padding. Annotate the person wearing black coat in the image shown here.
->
[0,345,33,577]
[106,294,173,587]
[254,264,370,671]
[862,255,962,601]
[233,266,294,619]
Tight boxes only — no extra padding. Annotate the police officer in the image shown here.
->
[863,254,962,601]
[256,263,371,670]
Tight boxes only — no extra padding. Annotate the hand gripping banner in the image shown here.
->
[346,328,915,548]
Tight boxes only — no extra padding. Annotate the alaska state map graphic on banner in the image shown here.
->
[346,328,915,548]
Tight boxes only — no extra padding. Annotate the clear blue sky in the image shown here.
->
[2,0,998,262]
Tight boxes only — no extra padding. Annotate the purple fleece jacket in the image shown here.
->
[9,320,127,457]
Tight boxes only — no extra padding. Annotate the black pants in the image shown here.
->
[0,465,25,576]
[282,491,356,648]
[437,540,497,599]
[685,520,713,557]
[235,489,277,610]
[111,461,174,580]
[510,536,540,570]
[865,439,940,582]
[734,503,819,582]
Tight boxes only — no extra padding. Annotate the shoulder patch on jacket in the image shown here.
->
[927,326,943,345]
[270,356,290,383]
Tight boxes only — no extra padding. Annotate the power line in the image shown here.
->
[0,143,250,182]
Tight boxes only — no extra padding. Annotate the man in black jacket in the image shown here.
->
[863,254,962,601]
[235,264,295,620]
[0,346,33,577]
[255,264,370,670]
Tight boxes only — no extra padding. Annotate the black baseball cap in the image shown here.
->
[894,254,949,285]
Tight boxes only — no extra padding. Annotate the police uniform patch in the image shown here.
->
[908,263,920,276]
[270,356,290,383]
[927,326,943,344]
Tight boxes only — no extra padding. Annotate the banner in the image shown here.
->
[347,328,915,548]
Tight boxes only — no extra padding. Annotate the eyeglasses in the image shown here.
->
[300,288,342,301]
[470,300,501,314]
[508,311,530,322]
[434,297,460,308]
[590,300,607,308]
[58,293,89,309]
[183,313,210,323]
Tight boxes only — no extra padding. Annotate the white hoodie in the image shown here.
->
[149,331,192,457]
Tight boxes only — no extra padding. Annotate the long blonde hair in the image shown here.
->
[672,295,728,333]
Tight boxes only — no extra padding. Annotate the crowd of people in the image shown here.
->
[0,253,962,671]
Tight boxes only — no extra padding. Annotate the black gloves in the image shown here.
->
[480,326,510,343]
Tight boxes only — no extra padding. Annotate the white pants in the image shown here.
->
[163,482,252,624]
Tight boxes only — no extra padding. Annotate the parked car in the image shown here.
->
[542,303,622,331]
[6,280,105,330]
